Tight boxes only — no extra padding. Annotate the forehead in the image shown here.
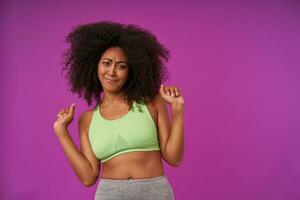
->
[101,47,128,61]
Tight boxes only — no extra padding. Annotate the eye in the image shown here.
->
[102,61,110,66]
[117,64,128,69]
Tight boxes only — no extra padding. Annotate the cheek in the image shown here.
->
[98,65,105,75]
[121,71,129,80]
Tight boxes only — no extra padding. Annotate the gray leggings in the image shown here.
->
[94,175,174,200]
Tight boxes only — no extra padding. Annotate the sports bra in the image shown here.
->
[88,101,160,163]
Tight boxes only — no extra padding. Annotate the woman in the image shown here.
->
[53,21,184,200]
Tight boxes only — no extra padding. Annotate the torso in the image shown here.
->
[86,100,165,180]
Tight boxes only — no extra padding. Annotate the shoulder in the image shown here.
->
[144,94,168,120]
[78,108,95,134]
[151,93,167,112]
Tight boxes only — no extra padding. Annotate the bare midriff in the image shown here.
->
[100,150,164,180]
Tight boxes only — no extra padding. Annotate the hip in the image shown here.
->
[94,175,174,200]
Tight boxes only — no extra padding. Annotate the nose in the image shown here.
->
[108,63,117,75]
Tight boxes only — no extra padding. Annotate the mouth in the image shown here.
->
[104,77,118,83]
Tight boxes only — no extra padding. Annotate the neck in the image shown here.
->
[101,91,127,106]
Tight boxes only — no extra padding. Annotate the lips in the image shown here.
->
[104,77,118,83]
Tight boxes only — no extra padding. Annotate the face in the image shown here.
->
[98,47,129,93]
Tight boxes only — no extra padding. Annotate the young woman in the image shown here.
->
[53,21,184,200]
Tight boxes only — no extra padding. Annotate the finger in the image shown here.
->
[57,110,64,116]
[66,107,71,113]
[159,85,164,95]
[160,84,167,96]
[69,103,76,115]
[170,86,176,97]
[175,87,180,96]
[159,88,167,98]
[164,86,171,95]
[62,108,67,114]
[59,109,65,115]
[168,88,172,96]
[57,114,63,119]
[169,86,174,97]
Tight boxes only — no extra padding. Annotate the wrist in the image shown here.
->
[54,123,69,137]
[171,102,184,113]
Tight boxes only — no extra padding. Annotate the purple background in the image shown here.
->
[1,1,300,199]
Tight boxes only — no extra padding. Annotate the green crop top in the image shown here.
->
[88,101,160,163]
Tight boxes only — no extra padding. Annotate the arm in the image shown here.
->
[53,104,100,187]
[167,103,184,166]
[156,85,185,167]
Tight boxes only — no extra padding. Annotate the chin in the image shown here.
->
[103,85,122,93]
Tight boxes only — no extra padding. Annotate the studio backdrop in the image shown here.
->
[1,1,300,199]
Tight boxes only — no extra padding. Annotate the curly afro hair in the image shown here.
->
[61,21,170,109]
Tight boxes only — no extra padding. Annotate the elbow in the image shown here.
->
[163,152,183,167]
[82,175,99,187]
[165,157,183,167]
[83,181,94,187]
[169,160,182,167]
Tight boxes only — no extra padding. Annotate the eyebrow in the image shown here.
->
[102,58,128,64]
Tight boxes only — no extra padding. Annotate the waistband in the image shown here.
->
[100,175,167,184]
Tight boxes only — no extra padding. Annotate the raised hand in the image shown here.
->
[159,84,184,111]
[53,103,76,135]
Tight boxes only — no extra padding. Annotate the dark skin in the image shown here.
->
[53,47,184,185]
[79,96,164,180]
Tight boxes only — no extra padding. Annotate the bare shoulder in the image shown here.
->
[143,97,155,124]
[145,95,156,109]
[78,108,95,134]
[151,93,167,111]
